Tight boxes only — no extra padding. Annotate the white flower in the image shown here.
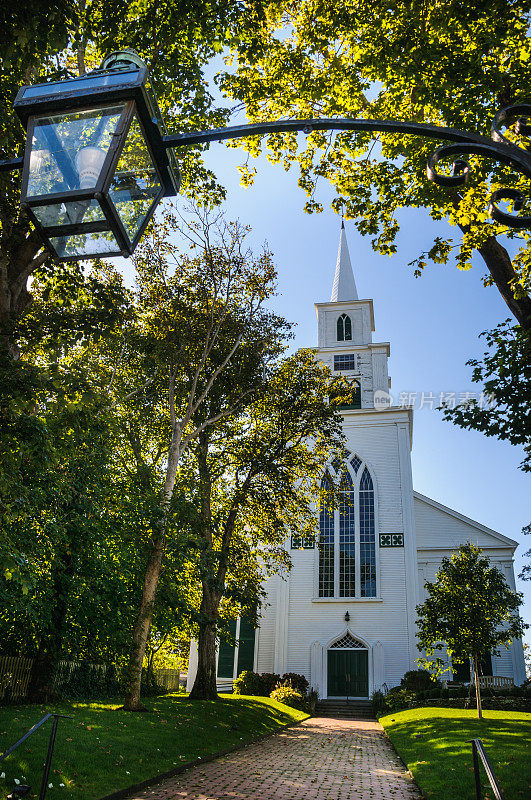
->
[49,783,53,788]
[14,779,20,785]
[126,772,130,775]
[59,784,65,788]
[0,773,5,780]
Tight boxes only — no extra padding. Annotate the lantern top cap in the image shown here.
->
[14,64,147,128]
[14,49,179,198]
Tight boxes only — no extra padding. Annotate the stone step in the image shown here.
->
[316,700,375,719]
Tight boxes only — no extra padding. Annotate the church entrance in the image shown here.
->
[326,633,369,698]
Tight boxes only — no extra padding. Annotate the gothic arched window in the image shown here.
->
[318,460,377,598]
[359,468,376,597]
[339,470,356,596]
[337,313,352,341]
[318,472,334,597]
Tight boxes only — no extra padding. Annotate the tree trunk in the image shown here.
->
[473,655,483,720]
[122,532,165,711]
[123,423,182,710]
[476,234,531,329]
[0,228,45,359]
[189,586,220,700]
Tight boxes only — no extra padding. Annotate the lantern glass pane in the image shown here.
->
[27,105,125,198]
[49,230,121,258]
[32,199,106,228]
[108,115,161,242]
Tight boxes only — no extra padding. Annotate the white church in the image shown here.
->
[187,227,526,697]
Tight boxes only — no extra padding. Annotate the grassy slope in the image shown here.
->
[0,694,307,800]
[380,707,531,800]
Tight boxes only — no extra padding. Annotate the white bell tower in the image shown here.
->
[315,221,392,409]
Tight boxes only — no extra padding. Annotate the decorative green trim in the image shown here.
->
[379,533,404,548]
[291,535,315,550]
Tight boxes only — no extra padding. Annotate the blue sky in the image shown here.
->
[117,134,530,644]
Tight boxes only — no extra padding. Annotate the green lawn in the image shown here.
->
[0,694,307,800]
[380,707,531,800]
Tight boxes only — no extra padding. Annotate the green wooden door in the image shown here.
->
[327,649,368,697]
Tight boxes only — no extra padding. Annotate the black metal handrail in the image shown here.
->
[0,712,72,800]
[470,738,505,800]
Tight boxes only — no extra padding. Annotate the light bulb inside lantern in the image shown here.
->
[75,146,107,189]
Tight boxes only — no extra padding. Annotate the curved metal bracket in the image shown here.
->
[2,103,531,228]
[163,105,531,229]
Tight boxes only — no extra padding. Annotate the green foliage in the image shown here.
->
[280,673,309,695]
[269,685,306,710]
[383,688,417,713]
[371,689,388,716]
[233,671,281,696]
[222,1,531,305]
[416,542,527,669]
[401,669,439,692]
[443,321,531,471]
[416,541,527,716]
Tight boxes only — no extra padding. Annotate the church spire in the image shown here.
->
[330,221,358,302]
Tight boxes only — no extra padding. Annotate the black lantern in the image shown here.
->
[14,50,179,261]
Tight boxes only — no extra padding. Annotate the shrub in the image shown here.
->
[233,671,281,696]
[401,669,438,692]
[261,673,281,695]
[233,671,264,696]
[307,689,318,713]
[281,673,309,695]
[384,688,416,712]
[270,685,305,710]
[371,689,387,716]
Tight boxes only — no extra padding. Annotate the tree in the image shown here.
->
[187,350,345,700]
[416,542,526,718]
[0,243,144,697]
[0,0,267,355]
[442,322,531,582]
[72,207,291,709]
[443,321,531,472]
[221,0,531,327]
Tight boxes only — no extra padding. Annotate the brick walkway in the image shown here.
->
[130,716,422,800]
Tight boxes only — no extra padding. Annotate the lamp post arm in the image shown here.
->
[162,116,516,157]
[162,108,531,229]
[0,156,24,173]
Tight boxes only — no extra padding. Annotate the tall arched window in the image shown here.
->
[339,470,356,596]
[359,468,376,597]
[336,313,352,341]
[318,459,377,598]
[318,472,334,597]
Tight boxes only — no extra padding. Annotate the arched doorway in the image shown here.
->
[327,632,369,698]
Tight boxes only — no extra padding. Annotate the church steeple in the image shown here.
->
[331,221,358,302]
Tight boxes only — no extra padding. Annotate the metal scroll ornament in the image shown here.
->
[426,103,531,229]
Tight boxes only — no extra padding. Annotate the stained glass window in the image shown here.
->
[359,468,376,597]
[318,473,334,597]
[339,471,356,597]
